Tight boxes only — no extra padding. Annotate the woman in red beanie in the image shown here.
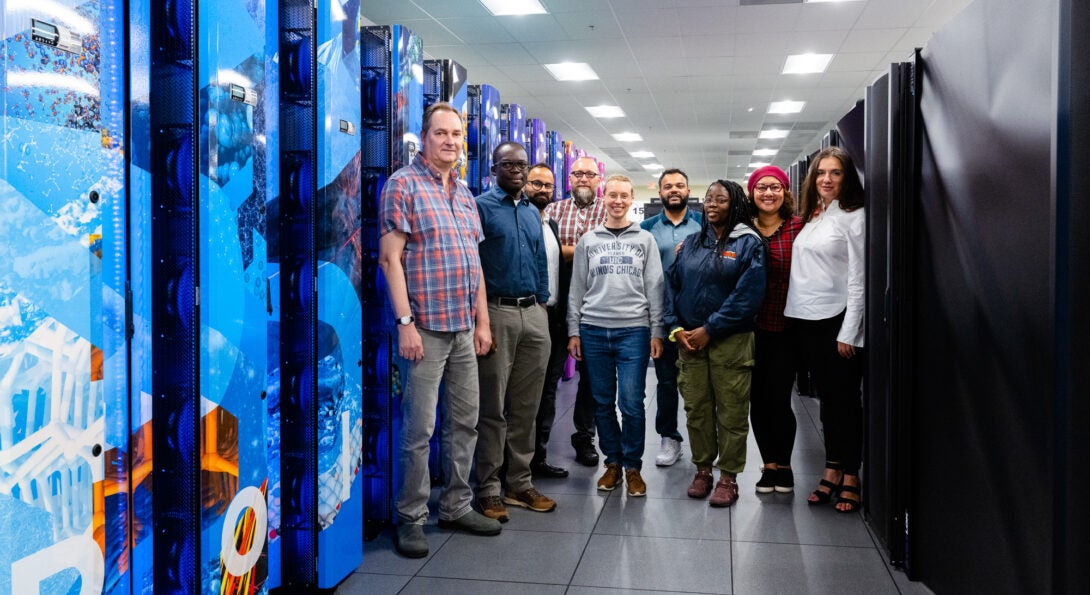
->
[785,147,866,513]
[747,165,804,495]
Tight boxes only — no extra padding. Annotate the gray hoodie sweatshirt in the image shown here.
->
[567,223,664,339]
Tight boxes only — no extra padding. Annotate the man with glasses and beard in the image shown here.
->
[473,142,556,524]
[525,163,569,479]
[544,156,609,467]
[640,168,703,467]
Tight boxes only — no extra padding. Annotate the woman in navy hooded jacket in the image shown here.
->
[664,179,766,508]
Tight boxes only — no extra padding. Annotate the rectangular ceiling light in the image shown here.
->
[748,161,772,168]
[544,62,599,81]
[768,100,805,114]
[480,0,547,15]
[759,129,790,139]
[805,0,864,4]
[629,150,655,159]
[782,53,833,74]
[642,163,664,171]
[586,105,625,118]
[613,132,643,142]
[753,148,779,157]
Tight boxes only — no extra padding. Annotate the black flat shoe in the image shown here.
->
[531,461,570,478]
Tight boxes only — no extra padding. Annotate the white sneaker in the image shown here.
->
[655,437,682,466]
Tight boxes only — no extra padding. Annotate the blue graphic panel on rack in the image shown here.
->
[1,0,128,592]
[390,25,423,171]
[548,131,565,201]
[197,0,271,591]
[528,119,547,165]
[468,85,501,193]
[501,103,526,145]
[315,0,364,586]
[128,0,156,588]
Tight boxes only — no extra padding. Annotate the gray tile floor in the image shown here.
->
[338,364,925,594]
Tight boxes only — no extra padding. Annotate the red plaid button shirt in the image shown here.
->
[543,197,609,246]
[381,155,483,332]
[757,215,803,332]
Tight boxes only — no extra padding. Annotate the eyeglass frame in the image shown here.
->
[570,170,600,179]
[526,180,555,191]
[753,183,785,193]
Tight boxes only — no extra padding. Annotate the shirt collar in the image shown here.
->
[415,154,458,183]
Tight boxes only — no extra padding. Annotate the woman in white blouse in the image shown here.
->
[784,146,865,514]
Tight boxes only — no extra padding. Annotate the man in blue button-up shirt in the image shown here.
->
[473,142,557,523]
[640,168,703,467]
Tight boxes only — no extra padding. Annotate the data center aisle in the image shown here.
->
[338,364,927,594]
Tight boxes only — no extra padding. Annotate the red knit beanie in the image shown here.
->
[747,165,790,194]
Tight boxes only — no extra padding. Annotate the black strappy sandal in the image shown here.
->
[808,463,843,506]
[836,477,862,513]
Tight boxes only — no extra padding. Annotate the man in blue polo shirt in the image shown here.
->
[640,168,703,466]
[474,142,557,524]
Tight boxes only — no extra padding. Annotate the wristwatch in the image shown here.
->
[395,315,414,326]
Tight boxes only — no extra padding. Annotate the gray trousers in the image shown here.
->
[396,328,479,525]
[475,303,551,497]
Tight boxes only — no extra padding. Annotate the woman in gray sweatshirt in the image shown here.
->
[567,174,664,498]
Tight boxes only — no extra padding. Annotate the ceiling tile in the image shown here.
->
[497,15,571,43]
[439,17,517,43]
[676,6,738,37]
[794,2,866,31]
[837,28,906,53]
[827,52,886,72]
[855,0,930,29]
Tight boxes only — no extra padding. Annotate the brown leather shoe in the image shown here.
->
[687,469,713,498]
[597,463,623,491]
[625,468,647,497]
[504,488,557,512]
[476,495,509,522]
[709,476,739,507]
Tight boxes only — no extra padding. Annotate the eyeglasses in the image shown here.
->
[497,160,529,171]
[570,171,599,179]
[754,184,784,193]
[527,180,555,191]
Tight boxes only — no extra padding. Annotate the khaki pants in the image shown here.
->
[677,332,755,475]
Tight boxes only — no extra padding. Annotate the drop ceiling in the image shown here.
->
[360,0,973,191]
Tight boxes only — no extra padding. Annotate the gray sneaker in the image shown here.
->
[438,510,502,536]
[396,524,428,558]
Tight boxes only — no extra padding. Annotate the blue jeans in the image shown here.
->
[580,324,650,470]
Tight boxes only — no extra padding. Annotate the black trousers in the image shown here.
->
[534,305,568,463]
[750,327,799,467]
[794,312,864,474]
[571,360,596,446]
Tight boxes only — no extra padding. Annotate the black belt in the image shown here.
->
[489,295,537,308]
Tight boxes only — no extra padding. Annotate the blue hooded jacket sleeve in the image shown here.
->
[703,233,767,339]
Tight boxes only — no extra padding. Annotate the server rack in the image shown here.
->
[313,0,366,584]
[361,23,423,537]
[423,59,469,183]
[501,103,527,146]
[547,130,565,201]
[1,0,130,591]
[150,0,274,590]
[527,119,548,165]
[276,0,319,589]
[467,84,501,194]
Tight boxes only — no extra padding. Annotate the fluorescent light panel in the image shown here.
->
[642,163,664,171]
[753,148,779,157]
[768,100,805,114]
[805,0,864,3]
[612,132,643,142]
[480,0,547,15]
[748,161,771,168]
[629,151,655,159]
[782,53,833,74]
[585,105,625,118]
[544,62,599,81]
[759,129,790,139]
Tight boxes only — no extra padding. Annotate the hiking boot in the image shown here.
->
[504,488,557,512]
[476,495,509,523]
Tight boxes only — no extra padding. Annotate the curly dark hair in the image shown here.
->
[699,179,758,251]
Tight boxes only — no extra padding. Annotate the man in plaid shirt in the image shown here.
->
[379,102,501,558]
[544,155,609,467]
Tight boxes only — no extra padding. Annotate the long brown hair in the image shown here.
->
[799,146,864,222]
